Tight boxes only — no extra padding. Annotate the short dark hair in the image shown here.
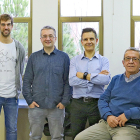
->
[0,14,13,26]
[40,26,56,37]
[81,28,97,40]
[124,47,140,59]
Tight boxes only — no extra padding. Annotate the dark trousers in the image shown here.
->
[70,98,100,139]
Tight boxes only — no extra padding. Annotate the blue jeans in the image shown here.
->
[0,97,19,140]
[28,107,65,140]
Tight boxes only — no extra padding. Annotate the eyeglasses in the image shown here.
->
[41,35,55,40]
[0,23,12,27]
[82,38,95,42]
[124,57,140,62]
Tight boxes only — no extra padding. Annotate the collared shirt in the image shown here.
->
[69,52,111,99]
[23,47,71,109]
[124,71,140,82]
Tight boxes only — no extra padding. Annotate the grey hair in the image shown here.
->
[40,26,56,37]
[124,47,140,59]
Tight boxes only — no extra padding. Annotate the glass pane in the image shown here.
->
[0,0,30,17]
[61,0,101,17]
[135,22,140,49]
[11,23,28,72]
[62,22,99,59]
[133,0,140,16]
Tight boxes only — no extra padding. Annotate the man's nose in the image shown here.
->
[4,25,8,29]
[45,36,51,40]
[87,39,91,43]
[129,58,134,63]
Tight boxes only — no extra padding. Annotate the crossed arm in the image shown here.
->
[69,56,110,87]
[76,70,109,81]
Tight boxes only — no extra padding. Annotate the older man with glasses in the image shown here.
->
[74,47,140,140]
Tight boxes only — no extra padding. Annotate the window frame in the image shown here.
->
[131,0,140,48]
[58,0,103,55]
[13,0,32,57]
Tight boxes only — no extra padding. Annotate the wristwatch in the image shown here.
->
[83,72,88,80]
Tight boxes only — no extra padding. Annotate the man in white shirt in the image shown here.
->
[0,14,25,140]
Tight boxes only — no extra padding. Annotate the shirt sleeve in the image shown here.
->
[90,57,111,85]
[69,57,88,88]
[124,107,140,120]
[22,54,34,106]
[98,77,115,120]
[61,54,72,107]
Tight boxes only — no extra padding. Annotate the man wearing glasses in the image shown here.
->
[0,14,25,140]
[75,47,140,140]
[69,27,111,138]
[23,26,71,140]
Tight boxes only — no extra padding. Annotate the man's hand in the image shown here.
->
[76,72,91,81]
[29,101,39,108]
[76,72,84,79]
[56,102,65,109]
[116,113,128,127]
[99,70,109,75]
[107,115,119,128]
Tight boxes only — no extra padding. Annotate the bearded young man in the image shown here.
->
[0,14,25,140]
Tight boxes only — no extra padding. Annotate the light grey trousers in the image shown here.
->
[74,119,140,140]
[28,107,65,140]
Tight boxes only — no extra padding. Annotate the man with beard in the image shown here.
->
[69,27,111,138]
[0,14,25,140]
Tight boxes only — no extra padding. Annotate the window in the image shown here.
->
[131,0,140,49]
[0,0,32,66]
[58,0,103,58]
[61,0,101,17]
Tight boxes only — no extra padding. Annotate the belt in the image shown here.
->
[74,97,98,103]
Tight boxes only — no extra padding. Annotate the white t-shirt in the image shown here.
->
[0,41,16,98]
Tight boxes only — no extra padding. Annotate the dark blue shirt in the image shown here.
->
[23,48,71,109]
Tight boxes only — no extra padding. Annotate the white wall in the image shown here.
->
[32,0,58,52]
[104,0,130,77]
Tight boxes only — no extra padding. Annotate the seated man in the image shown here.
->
[74,47,140,140]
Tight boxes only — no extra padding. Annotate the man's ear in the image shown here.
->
[81,40,83,46]
[122,60,125,67]
[96,38,98,44]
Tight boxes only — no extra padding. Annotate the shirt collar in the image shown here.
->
[81,52,99,60]
[42,46,57,55]
[124,70,140,82]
